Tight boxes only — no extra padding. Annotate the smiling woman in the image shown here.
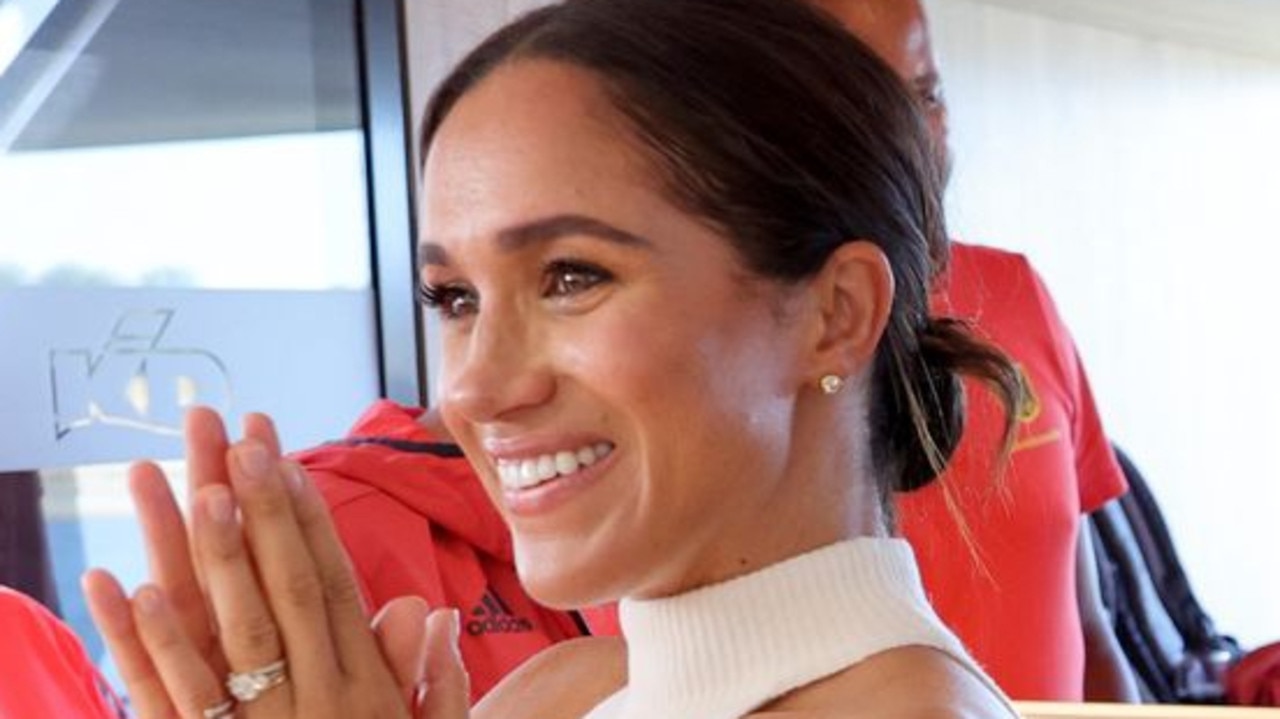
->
[85,0,1032,717]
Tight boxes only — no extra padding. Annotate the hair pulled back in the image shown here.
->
[421,0,1020,506]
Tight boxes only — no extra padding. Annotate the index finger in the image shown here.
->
[130,461,220,661]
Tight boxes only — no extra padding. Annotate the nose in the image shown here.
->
[440,308,555,425]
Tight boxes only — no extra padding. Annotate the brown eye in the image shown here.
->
[543,260,612,298]
[419,282,479,320]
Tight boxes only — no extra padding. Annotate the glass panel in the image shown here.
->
[0,0,380,467]
[0,0,388,707]
[0,0,368,290]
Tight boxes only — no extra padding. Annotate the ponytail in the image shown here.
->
[872,315,1022,497]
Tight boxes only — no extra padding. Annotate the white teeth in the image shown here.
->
[520,460,539,484]
[555,451,578,475]
[536,455,557,481]
[496,442,614,491]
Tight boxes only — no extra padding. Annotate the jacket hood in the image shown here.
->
[292,400,513,561]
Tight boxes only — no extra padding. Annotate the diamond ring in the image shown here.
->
[202,699,236,719]
[226,658,289,702]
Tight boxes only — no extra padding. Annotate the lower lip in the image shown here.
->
[500,452,615,517]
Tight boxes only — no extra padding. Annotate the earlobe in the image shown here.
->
[809,241,895,381]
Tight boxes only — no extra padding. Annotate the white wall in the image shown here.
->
[930,0,1280,647]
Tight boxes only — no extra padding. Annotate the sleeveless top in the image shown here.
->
[584,538,1018,718]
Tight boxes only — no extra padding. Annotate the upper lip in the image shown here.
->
[481,432,612,462]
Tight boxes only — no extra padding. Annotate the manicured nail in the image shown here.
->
[206,487,235,523]
[448,608,462,659]
[235,442,271,480]
[414,680,429,706]
[135,586,163,616]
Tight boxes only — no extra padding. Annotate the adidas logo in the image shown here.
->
[467,589,535,636]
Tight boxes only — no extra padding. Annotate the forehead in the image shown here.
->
[808,0,935,82]
[421,59,658,243]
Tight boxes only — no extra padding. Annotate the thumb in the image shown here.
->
[417,608,470,718]
[372,596,430,706]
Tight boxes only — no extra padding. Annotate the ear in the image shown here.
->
[804,240,895,383]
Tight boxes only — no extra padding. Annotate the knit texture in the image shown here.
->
[585,538,1012,718]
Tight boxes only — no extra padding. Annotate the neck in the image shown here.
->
[627,402,884,601]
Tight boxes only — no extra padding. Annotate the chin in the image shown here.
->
[512,535,631,610]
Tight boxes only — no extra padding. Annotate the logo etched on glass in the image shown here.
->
[49,309,232,438]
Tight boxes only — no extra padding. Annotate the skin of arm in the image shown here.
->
[472,637,627,719]
[1075,519,1142,702]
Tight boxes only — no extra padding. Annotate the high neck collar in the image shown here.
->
[596,538,968,719]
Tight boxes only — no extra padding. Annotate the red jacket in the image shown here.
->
[0,587,124,718]
[293,401,587,702]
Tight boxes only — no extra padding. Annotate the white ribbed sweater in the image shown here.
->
[584,538,1016,719]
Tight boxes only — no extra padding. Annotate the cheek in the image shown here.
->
[555,296,792,443]
[555,309,682,407]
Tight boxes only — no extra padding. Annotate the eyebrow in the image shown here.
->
[419,214,653,268]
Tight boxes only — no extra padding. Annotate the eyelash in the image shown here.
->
[418,258,614,321]
[418,282,477,321]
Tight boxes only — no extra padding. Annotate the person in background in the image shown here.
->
[0,584,126,718]
[811,0,1140,701]
[84,0,1028,715]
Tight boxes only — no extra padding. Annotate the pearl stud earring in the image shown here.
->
[820,374,844,395]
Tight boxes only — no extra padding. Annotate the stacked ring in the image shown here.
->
[226,658,289,703]
[202,699,236,719]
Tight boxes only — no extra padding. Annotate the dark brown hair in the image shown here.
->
[420,0,1020,511]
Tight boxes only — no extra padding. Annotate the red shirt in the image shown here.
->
[898,243,1127,700]
[0,587,123,718]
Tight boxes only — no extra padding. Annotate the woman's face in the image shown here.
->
[421,60,826,606]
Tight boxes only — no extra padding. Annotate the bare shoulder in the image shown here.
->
[473,636,627,719]
[752,646,1016,719]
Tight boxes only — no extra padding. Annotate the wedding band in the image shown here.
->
[202,699,236,719]
[226,658,289,702]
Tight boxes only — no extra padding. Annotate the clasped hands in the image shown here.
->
[82,408,470,719]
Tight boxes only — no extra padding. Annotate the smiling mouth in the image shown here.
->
[496,442,615,491]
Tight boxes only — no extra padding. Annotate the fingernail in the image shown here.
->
[206,487,235,523]
[135,586,163,616]
[235,442,270,480]
[448,608,462,659]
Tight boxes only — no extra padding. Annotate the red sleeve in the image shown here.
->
[1025,263,1128,512]
[0,589,123,718]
